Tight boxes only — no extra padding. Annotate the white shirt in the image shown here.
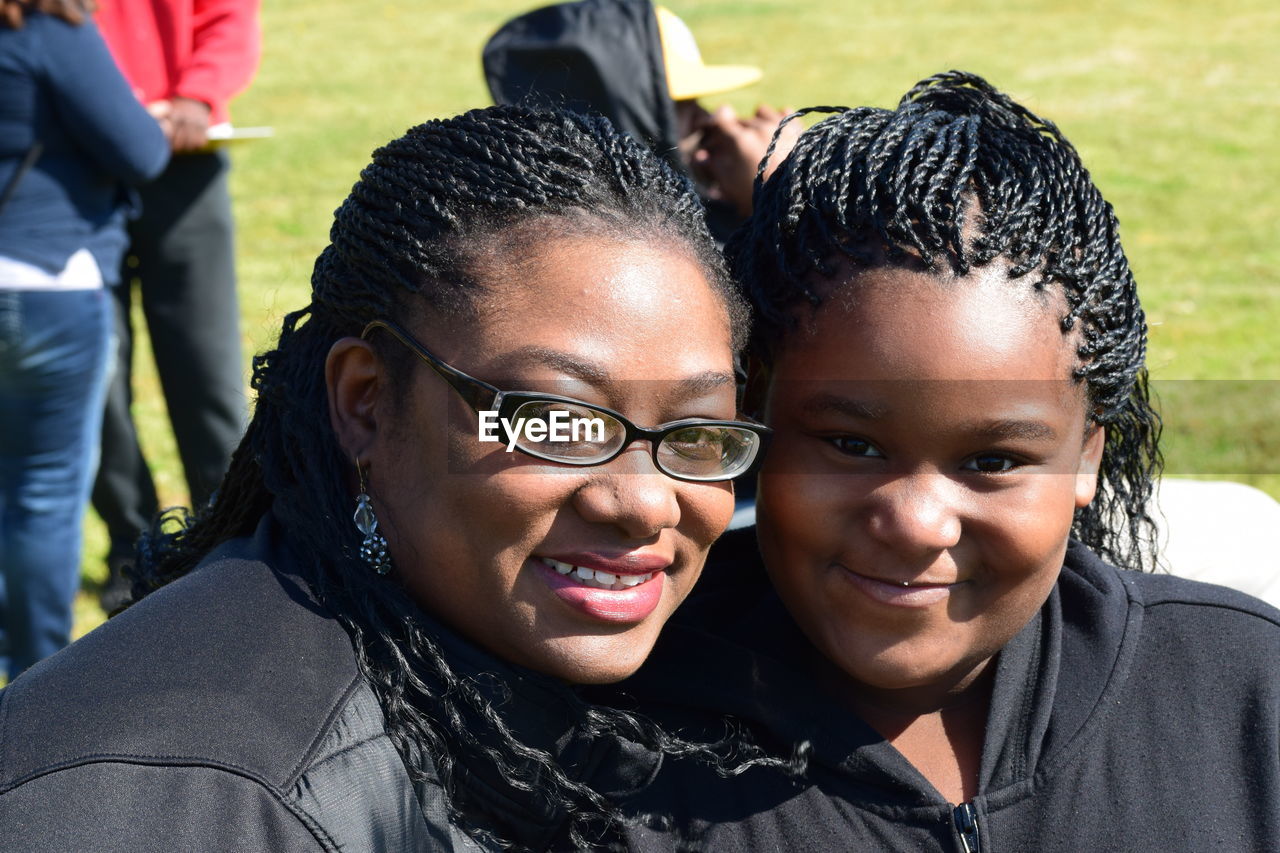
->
[0,248,104,290]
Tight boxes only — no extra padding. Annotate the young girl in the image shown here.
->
[615,71,1280,851]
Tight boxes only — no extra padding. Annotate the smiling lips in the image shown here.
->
[836,564,961,608]
[542,558,657,590]
[534,555,669,623]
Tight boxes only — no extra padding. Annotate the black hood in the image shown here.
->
[482,0,682,173]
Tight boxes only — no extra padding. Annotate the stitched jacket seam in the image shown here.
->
[0,755,340,850]
[285,671,366,789]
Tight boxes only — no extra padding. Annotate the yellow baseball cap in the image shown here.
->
[654,6,763,101]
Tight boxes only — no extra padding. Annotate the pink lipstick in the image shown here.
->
[532,553,671,623]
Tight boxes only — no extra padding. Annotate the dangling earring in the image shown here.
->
[353,459,391,575]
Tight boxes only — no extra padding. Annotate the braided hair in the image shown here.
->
[130,105,772,848]
[730,71,1161,572]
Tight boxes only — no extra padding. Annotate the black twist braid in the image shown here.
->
[131,105,781,849]
[730,71,1162,572]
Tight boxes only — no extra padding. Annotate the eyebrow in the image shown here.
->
[799,393,889,420]
[493,345,736,395]
[799,393,1059,441]
[968,419,1059,442]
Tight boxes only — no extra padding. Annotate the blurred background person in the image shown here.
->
[0,0,168,681]
[92,0,261,612]
[484,0,800,246]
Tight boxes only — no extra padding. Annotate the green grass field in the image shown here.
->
[73,0,1280,637]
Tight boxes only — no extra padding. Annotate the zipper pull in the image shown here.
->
[952,802,981,853]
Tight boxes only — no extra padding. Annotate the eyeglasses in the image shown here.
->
[361,319,769,482]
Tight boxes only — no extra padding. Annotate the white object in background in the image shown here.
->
[0,248,103,290]
[1153,478,1280,608]
[203,123,274,149]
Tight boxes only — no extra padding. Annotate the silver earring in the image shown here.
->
[354,460,391,575]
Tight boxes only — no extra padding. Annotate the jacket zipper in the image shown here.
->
[953,802,981,853]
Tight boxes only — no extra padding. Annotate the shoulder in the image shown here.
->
[1125,569,1280,672]
[1066,538,1280,621]
[1065,540,1280,681]
[14,12,98,53]
[0,541,365,844]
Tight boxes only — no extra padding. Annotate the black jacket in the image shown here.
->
[0,515,659,851]
[610,528,1280,852]
[482,0,741,245]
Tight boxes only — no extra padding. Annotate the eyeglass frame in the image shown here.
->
[360,318,770,482]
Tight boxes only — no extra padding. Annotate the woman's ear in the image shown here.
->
[1074,423,1106,508]
[326,337,383,460]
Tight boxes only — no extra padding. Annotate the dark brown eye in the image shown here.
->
[829,437,883,458]
[964,454,1018,473]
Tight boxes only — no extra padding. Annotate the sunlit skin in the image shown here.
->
[756,261,1104,801]
[326,236,738,684]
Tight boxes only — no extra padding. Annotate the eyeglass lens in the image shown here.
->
[507,399,759,480]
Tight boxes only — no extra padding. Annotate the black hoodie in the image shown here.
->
[607,528,1280,852]
[484,0,680,170]
[482,0,742,245]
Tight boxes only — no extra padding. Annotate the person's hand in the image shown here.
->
[166,97,211,153]
[147,99,173,140]
[692,103,802,217]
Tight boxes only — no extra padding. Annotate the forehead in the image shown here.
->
[419,235,733,383]
[780,261,1077,383]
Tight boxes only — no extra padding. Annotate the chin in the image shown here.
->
[851,657,954,691]
[570,664,643,685]
[552,655,648,685]
[820,630,963,691]
[535,632,657,685]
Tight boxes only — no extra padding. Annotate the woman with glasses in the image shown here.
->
[0,106,772,850]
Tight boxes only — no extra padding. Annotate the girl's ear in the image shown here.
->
[741,354,772,420]
[1074,424,1106,508]
[326,337,383,461]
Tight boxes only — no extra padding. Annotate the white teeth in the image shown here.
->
[541,558,655,591]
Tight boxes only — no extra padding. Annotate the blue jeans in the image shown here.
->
[0,287,112,680]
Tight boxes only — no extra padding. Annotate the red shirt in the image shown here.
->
[96,0,261,125]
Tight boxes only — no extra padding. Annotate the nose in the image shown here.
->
[572,445,681,540]
[865,473,962,556]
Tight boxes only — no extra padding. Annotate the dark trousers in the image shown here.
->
[92,151,247,562]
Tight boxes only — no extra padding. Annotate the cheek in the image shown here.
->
[689,481,737,541]
[375,423,564,586]
[435,469,571,556]
[966,478,1078,630]
[755,470,851,586]
[982,475,1079,568]
[757,431,863,539]
[671,481,738,599]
